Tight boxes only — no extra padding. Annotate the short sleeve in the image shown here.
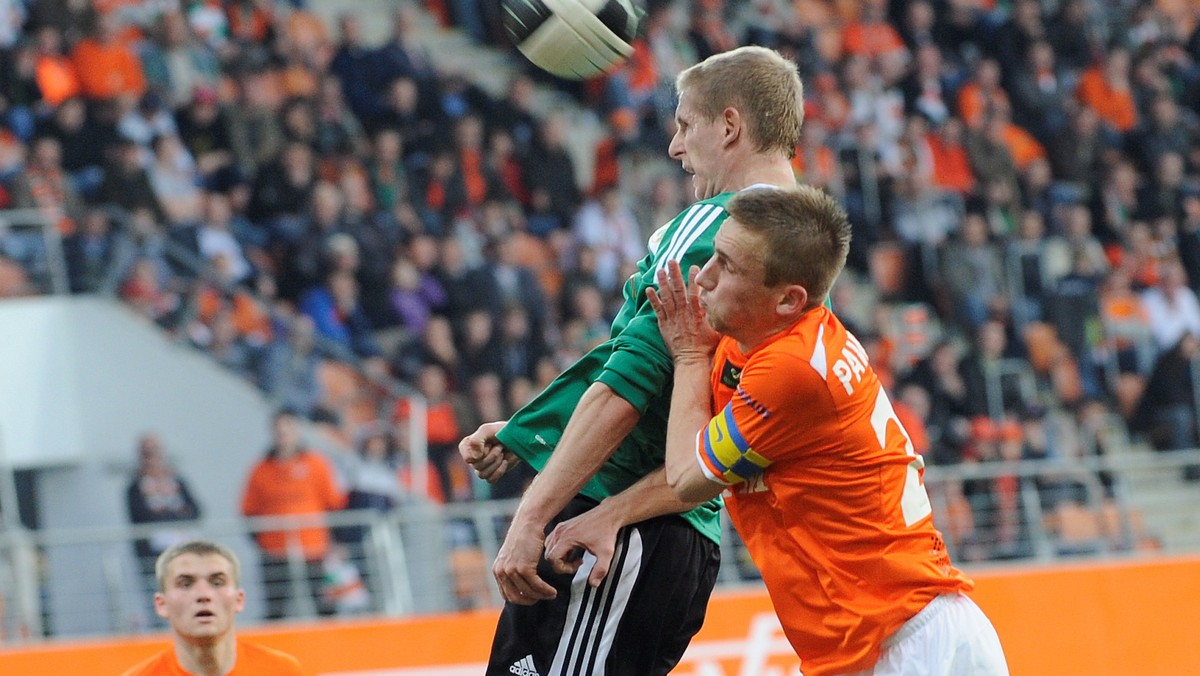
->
[695,348,826,485]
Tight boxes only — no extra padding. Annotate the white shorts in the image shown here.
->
[859,592,1009,676]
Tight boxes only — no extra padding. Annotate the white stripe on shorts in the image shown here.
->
[549,527,644,675]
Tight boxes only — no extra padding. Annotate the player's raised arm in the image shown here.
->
[647,261,725,502]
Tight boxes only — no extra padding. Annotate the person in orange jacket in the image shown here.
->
[241,409,347,620]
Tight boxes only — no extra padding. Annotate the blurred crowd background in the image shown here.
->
[3,0,1200,626]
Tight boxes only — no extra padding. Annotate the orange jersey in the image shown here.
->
[121,640,304,676]
[699,306,972,675]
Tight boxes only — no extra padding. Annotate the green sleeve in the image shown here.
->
[595,198,729,411]
[595,311,672,412]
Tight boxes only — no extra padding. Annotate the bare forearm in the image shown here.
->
[512,382,640,528]
[591,466,701,526]
[665,358,723,502]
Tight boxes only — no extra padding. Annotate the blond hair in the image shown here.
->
[155,540,241,592]
[676,46,805,159]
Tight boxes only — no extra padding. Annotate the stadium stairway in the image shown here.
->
[1114,443,1200,553]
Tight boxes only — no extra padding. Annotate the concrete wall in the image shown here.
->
[0,296,274,634]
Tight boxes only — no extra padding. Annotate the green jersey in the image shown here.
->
[495,193,737,544]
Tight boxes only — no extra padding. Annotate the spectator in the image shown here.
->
[1142,259,1200,351]
[125,434,202,609]
[226,64,286,174]
[202,308,258,379]
[1130,333,1200,469]
[260,313,323,418]
[571,185,644,294]
[299,269,382,361]
[97,135,165,221]
[333,425,406,556]
[901,43,953,126]
[195,191,252,284]
[11,135,84,235]
[314,76,364,159]
[370,75,437,160]
[241,409,347,620]
[940,212,1006,330]
[174,85,234,181]
[1049,0,1093,73]
[523,112,582,226]
[373,3,437,92]
[393,362,471,501]
[1049,105,1106,192]
[32,25,80,108]
[329,13,378,123]
[147,133,203,226]
[958,319,1023,418]
[35,96,107,198]
[388,256,446,336]
[118,90,179,157]
[1009,40,1069,145]
[1132,94,1199,179]
[1099,266,1154,375]
[139,12,220,110]
[248,141,316,240]
[70,13,147,104]
[120,256,179,324]
[61,208,121,293]
[1076,46,1137,135]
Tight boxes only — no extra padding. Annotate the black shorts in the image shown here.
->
[487,495,720,676]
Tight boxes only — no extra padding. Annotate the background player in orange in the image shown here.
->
[121,539,304,676]
[646,186,1009,675]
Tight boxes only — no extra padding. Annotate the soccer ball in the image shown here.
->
[502,0,644,80]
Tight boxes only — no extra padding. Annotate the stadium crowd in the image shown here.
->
[1,0,1198,619]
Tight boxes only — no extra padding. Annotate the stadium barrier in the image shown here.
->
[0,555,1198,675]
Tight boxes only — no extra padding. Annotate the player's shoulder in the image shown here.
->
[237,639,305,674]
[748,308,847,383]
[119,649,174,676]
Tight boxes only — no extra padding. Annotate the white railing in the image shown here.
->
[0,451,1198,643]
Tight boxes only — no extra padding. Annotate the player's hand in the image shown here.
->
[647,260,719,365]
[493,523,557,605]
[545,508,619,588]
[459,421,521,483]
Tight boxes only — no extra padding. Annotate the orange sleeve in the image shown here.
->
[1003,124,1046,170]
[698,349,826,484]
[240,464,264,517]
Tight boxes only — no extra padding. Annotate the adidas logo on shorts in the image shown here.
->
[509,654,541,676]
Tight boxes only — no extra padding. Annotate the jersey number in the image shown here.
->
[870,390,933,526]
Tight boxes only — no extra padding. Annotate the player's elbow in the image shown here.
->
[666,465,713,504]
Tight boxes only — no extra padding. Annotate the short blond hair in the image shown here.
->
[676,46,805,159]
[155,540,241,592]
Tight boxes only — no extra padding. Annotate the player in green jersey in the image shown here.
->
[459,46,805,676]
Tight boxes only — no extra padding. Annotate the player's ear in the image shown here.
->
[235,588,246,613]
[154,592,168,619]
[722,107,740,147]
[777,284,807,318]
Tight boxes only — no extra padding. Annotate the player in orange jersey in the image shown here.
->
[121,540,304,676]
[646,185,1008,675]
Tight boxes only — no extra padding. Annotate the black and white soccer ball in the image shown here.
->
[502,0,645,80]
